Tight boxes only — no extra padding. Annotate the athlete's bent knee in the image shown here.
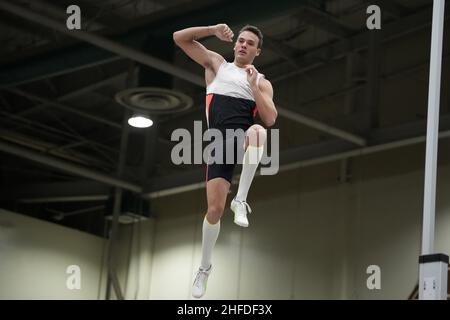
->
[207,205,224,224]
[247,125,267,147]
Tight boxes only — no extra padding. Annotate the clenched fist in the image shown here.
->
[213,23,234,42]
[245,65,259,87]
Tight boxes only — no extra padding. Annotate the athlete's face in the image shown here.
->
[233,31,261,64]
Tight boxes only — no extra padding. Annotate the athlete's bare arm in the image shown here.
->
[173,24,233,75]
[245,65,278,127]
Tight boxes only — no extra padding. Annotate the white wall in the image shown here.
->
[114,218,155,300]
[121,144,450,300]
[350,163,450,299]
[2,149,449,300]
[144,182,352,300]
[0,209,106,299]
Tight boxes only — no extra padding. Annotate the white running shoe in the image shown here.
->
[231,198,252,227]
[192,265,212,298]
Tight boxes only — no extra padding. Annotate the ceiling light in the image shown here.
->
[128,115,153,128]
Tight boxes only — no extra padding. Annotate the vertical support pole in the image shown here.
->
[365,26,381,133]
[419,0,448,300]
[421,0,445,256]
[106,109,130,300]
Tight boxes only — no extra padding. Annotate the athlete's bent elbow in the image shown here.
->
[264,117,276,127]
[264,111,277,127]
[173,31,180,43]
[173,31,185,45]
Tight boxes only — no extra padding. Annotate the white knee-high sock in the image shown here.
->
[235,145,264,202]
[200,216,220,270]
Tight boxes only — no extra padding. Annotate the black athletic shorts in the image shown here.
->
[205,93,258,183]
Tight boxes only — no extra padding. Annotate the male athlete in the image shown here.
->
[173,23,277,298]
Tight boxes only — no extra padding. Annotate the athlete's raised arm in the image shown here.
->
[173,24,233,71]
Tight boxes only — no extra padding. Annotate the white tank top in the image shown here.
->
[206,61,265,101]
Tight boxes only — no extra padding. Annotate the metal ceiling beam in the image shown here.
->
[0,1,302,86]
[27,0,104,30]
[16,72,127,119]
[291,50,450,113]
[0,1,365,146]
[0,109,117,156]
[7,114,450,202]
[50,205,106,221]
[0,180,109,203]
[0,0,223,67]
[277,107,367,146]
[0,128,113,168]
[1,51,121,87]
[120,0,223,36]
[266,5,450,83]
[295,5,353,38]
[46,0,125,30]
[0,0,302,87]
[4,88,122,129]
[279,130,450,173]
[30,0,105,30]
[0,1,204,87]
[19,195,108,204]
[336,0,411,19]
[144,127,450,199]
[0,3,441,92]
[376,0,412,19]
[0,3,442,149]
[263,36,302,69]
[0,139,142,193]
[3,99,115,162]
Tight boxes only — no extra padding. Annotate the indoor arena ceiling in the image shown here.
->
[0,0,448,235]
